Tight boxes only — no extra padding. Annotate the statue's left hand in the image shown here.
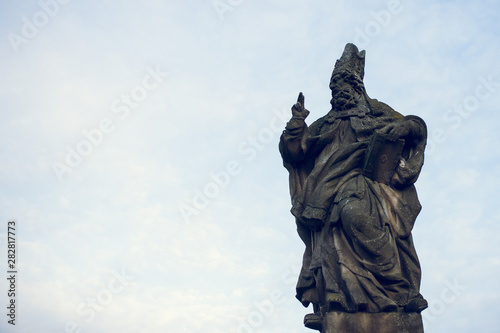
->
[379,121,411,141]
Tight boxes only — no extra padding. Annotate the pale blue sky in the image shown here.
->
[1,0,500,332]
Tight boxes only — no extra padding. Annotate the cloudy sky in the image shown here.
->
[0,0,499,332]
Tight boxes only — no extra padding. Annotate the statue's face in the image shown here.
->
[330,74,363,111]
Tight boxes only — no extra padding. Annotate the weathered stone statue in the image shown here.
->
[279,43,428,332]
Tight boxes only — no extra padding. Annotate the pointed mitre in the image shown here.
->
[330,43,366,89]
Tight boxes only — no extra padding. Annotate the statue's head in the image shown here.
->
[329,43,367,111]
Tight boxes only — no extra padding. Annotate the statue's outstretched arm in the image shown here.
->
[280,92,311,164]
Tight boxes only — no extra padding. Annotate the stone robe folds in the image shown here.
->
[279,106,427,313]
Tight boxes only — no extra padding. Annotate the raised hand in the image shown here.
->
[291,92,310,119]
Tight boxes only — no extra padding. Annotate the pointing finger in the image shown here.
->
[298,92,304,106]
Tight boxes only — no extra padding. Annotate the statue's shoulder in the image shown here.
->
[308,116,327,136]
[368,97,404,119]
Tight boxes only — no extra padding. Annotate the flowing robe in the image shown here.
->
[279,106,427,313]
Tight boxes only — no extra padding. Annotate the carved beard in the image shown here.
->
[330,89,361,111]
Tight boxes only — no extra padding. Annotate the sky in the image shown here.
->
[0,0,499,332]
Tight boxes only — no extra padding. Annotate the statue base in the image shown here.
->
[320,311,424,333]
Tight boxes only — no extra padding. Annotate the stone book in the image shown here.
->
[362,132,405,185]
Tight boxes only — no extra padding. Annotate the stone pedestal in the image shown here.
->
[322,311,424,333]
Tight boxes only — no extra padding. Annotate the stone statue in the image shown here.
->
[279,43,428,332]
